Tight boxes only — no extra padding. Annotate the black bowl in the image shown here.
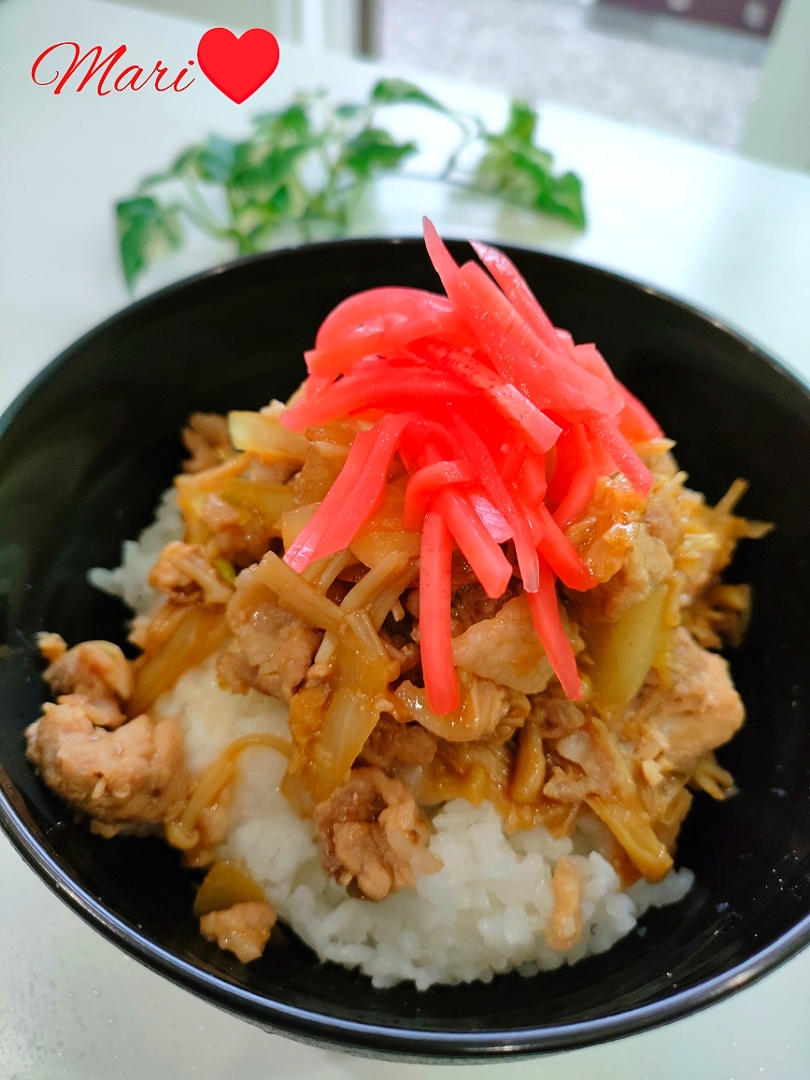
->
[2,239,810,1061]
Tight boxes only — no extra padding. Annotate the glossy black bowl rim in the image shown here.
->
[3,237,810,1059]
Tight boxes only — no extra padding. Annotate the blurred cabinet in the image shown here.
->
[599,0,782,34]
[114,0,375,54]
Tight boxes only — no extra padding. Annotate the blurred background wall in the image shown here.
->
[114,0,810,167]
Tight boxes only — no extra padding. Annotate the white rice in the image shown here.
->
[93,494,694,988]
[88,488,183,617]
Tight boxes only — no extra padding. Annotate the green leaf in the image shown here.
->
[169,146,202,177]
[277,103,311,138]
[139,170,172,191]
[233,185,292,228]
[229,143,311,192]
[115,196,182,289]
[253,102,312,141]
[116,197,154,287]
[342,128,417,176]
[230,140,255,177]
[467,98,586,230]
[503,99,538,145]
[541,171,586,228]
[370,78,447,113]
[196,134,236,183]
[267,185,292,215]
[252,109,281,131]
[335,102,363,119]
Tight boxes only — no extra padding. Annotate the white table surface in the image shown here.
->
[2,1,810,1076]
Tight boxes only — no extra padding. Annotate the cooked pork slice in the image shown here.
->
[43,639,132,729]
[199,494,242,530]
[626,627,744,772]
[542,764,590,806]
[361,714,437,768]
[451,595,555,694]
[534,698,586,740]
[378,629,421,675]
[215,650,264,695]
[405,567,507,630]
[25,702,189,829]
[395,673,529,742]
[182,413,235,473]
[149,541,233,606]
[643,489,681,554]
[241,456,297,486]
[226,563,321,702]
[36,631,67,663]
[450,581,518,635]
[204,513,273,570]
[583,524,673,622]
[314,767,442,901]
[403,587,420,622]
[199,901,276,962]
[544,718,675,881]
[546,720,625,804]
[44,639,131,703]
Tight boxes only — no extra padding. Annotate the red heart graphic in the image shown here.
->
[197,27,280,104]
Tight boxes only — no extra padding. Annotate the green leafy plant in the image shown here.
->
[116,79,585,289]
[472,101,586,226]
